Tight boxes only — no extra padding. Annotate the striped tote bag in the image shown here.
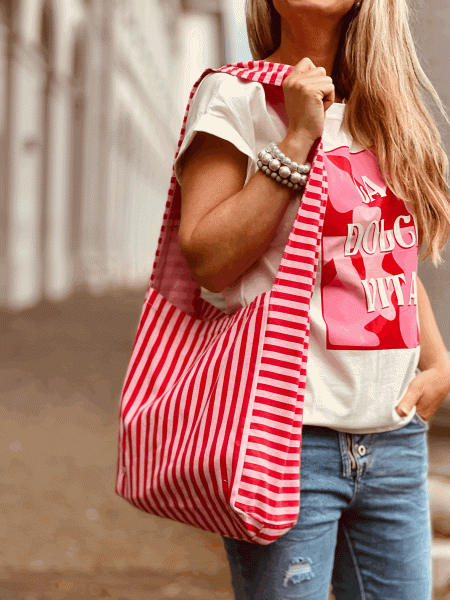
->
[115,61,329,544]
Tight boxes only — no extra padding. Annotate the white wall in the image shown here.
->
[225,0,252,63]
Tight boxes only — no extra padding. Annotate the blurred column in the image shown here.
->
[122,116,137,285]
[106,110,121,285]
[0,0,26,307]
[0,0,12,305]
[113,110,131,285]
[223,0,252,63]
[80,0,106,293]
[3,1,46,308]
[38,1,54,300]
[175,0,226,123]
[68,27,87,289]
[180,0,226,64]
[110,0,180,288]
[95,0,114,293]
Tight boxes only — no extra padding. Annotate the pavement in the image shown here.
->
[0,287,449,600]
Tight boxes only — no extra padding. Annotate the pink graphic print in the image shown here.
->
[321,147,419,350]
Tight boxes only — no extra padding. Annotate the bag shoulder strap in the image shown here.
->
[149,62,327,317]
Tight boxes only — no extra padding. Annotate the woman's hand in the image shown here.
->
[282,57,335,146]
[396,363,450,421]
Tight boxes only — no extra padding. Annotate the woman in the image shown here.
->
[175,0,450,598]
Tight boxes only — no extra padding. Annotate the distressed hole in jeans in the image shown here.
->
[282,556,314,587]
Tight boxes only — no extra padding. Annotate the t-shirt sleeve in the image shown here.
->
[174,72,257,185]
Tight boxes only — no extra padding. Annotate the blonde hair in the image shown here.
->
[246,0,450,266]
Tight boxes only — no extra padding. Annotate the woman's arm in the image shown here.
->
[396,275,450,419]
[179,132,313,293]
[179,58,336,293]
[416,276,450,372]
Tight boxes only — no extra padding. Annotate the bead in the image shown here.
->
[269,158,281,171]
[279,165,291,179]
[261,152,272,165]
[258,146,312,190]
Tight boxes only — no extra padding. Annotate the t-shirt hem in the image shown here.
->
[302,408,417,434]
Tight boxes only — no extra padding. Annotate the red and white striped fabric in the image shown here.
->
[115,62,329,544]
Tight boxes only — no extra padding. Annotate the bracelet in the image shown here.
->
[257,142,311,190]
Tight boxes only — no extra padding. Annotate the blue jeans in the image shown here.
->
[223,413,431,600]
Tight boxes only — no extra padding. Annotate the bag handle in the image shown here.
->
[150,61,328,315]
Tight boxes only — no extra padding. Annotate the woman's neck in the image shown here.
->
[266,23,342,76]
[263,6,349,102]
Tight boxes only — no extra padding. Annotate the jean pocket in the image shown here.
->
[412,411,430,430]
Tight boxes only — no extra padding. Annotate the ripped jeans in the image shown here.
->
[223,414,431,600]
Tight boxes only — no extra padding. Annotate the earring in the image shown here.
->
[354,0,362,9]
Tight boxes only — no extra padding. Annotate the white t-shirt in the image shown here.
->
[174,72,421,433]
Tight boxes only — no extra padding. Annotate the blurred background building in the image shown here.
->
[1,0,449,307]
[0,0,450,598]
[0,0,230,310]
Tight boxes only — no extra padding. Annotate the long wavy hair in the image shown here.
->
[246,0,450,266]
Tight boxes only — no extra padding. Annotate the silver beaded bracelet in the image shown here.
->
[257,142,311,190]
